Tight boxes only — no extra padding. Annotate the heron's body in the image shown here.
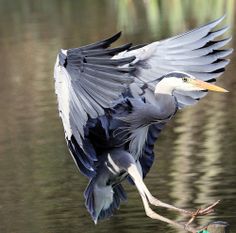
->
[54,16,232,232]
[66,91,177,221]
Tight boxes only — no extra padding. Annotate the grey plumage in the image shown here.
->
[115,16,232,109]
[54,16,232,225]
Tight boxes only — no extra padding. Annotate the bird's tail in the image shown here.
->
[84,178,127,223]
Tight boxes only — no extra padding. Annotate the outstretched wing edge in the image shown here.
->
[115,15,233,109]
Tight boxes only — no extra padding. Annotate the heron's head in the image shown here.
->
[154,71,228,95]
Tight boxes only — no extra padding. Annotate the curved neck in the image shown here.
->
[153,78,178,119]
[154,93,177,118]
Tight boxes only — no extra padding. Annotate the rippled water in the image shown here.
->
[0,1,235,233]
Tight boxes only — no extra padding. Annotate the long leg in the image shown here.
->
[127,164,190,214]
[110,150,216,232]
[147,187,219,217]
[128,163,219,217]
[127,164,197,233]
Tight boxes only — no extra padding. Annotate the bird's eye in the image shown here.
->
[182,77,188,82]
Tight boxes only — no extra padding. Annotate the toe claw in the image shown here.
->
[192,200,220,217]
[184,200,220,232]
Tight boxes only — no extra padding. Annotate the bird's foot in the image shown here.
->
[146,209,205,233]
[193,200,220,216]
[149,197,220,232]
[185,200,220,227]
[149,196,220,218]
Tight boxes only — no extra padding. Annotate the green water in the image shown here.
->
[0,1,235,233]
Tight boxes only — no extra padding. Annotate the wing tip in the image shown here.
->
[214,14,226,24]
[207,14,226,29]
[105,31,122,45]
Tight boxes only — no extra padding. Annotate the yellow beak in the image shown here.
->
[191,79,229,92]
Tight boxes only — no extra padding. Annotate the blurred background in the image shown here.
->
[0,0,235,233]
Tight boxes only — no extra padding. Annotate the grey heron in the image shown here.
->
[54,16,232,233]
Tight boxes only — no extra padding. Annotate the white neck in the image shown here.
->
[154,78,179,95]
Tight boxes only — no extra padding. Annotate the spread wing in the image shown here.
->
[115,16,233,108]
[54,32,135,146]
[54,32,135,177]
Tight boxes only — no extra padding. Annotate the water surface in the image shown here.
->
[0,1,235,233]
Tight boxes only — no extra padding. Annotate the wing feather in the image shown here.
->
[114,16,232,109]
[54,33,135,178]
[160,16,225,47]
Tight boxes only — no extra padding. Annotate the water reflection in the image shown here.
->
[0,1,235,233]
